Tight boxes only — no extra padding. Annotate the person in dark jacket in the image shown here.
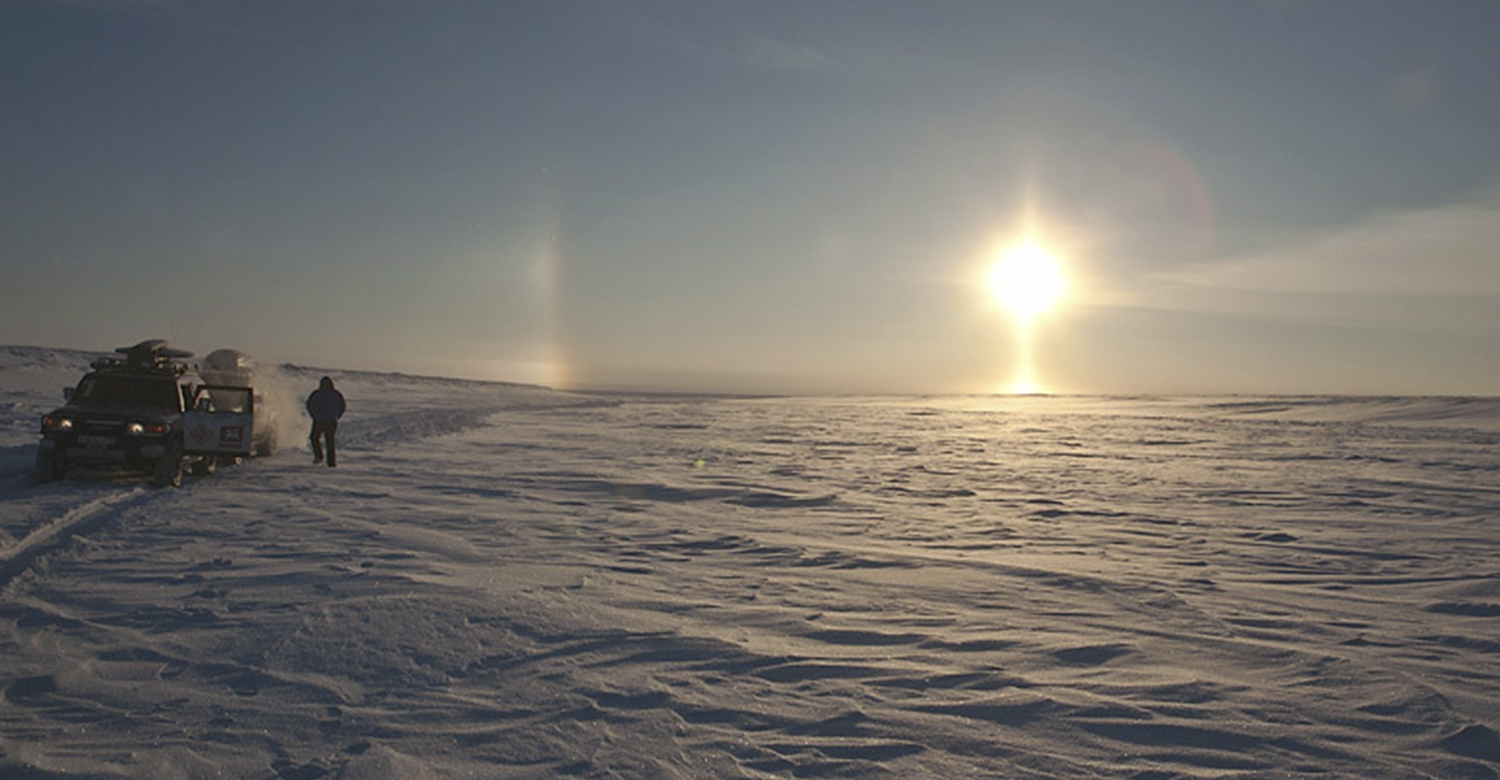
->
[306,376,346,467]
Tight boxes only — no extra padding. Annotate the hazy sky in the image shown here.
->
[4,1,1498,395]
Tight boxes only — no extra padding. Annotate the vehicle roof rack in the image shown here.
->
[92,340,195,377]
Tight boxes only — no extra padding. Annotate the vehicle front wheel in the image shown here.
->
[153,448,183,489]
[34,448,65,484]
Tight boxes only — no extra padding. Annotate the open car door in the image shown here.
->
[184,385,255,457]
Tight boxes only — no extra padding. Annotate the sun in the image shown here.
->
[987,241,1066,321]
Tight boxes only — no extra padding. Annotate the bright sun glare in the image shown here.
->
[984,237,1069,395]
[988,242,1066,321]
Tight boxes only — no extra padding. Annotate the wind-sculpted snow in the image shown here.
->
[1,347,1498,778]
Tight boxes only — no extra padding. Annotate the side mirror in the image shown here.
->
[63,387,74,401]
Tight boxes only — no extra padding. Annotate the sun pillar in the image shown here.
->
[1009,318,1039,394]
[988,240,1065,395]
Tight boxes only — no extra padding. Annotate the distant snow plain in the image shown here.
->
[1,344,1498,780]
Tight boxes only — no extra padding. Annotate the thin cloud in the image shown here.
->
[741,34,840,71]
[1105,195,1500,338]
[20,0,271,41]
[1389,68,1440,111]
[1162,194,1500,298]
[20,0,178,15]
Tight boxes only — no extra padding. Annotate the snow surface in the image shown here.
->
[2,344,1499,779]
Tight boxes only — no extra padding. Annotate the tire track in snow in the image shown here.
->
[0,487,153,589]
[1,386,589,590]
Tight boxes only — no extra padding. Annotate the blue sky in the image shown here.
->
[4,1,1498,394]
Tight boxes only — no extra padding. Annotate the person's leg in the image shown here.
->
[310,422,324,464]
[325,421,338,467]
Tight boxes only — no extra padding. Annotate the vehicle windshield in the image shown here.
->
[73,375,182,412]
[197,387,252,413]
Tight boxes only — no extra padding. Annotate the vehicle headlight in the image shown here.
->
[128,422,169,436]
[43,415,74,431]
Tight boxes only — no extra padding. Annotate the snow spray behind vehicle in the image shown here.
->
[200,349,290,457]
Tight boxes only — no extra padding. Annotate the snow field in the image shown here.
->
[1,346,1498,778]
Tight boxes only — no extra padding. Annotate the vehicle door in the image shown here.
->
[184,385,255,456]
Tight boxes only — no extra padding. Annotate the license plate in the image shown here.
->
[78,435,116,447]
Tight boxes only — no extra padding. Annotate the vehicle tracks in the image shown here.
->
[0,487,154,589]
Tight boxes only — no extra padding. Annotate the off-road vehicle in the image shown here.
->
[36,340,276,488]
